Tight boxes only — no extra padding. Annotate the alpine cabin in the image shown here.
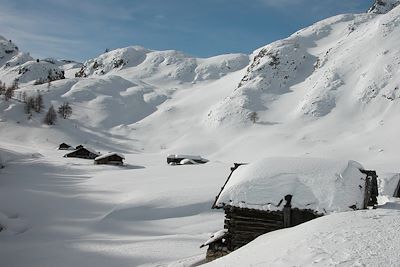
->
[94,152,125,165]
[64,147,100,159]
[202,158,379,262]
[58,143,73,150]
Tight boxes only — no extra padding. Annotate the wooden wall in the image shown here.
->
[223,205,320,251]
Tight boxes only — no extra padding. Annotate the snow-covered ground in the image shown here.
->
[0,144,228,267]
[2,0,400,266]
[205,201,400,267]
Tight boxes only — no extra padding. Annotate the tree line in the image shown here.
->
[0,79,72,125]
[0,79,19,101]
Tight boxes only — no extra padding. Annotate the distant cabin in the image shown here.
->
[94,152,125,165]
[76,145,84,149]
[64,147,100,159]
[202,158,378,262]
[167,154,209,165]
[58,143,73,150]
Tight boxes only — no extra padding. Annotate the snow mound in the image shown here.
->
[62,75,167,128]
[205,205,400,267]
[103,198,211,221]
[215,157,367,214]
[0,211,28,235]
[194,54,249,82]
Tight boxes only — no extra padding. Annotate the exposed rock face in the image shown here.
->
[0,36,23,67]
[368,0,400,14]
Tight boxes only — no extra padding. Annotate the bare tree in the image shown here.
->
[57,102,72,119]
[43,105,57,125]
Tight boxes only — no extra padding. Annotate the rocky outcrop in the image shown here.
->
[368,0,400,14]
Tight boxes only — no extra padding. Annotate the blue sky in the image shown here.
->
[0,0,373,61]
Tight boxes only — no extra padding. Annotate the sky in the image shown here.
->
[0,0,373,62]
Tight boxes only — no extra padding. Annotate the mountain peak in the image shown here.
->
[368,0,400,14]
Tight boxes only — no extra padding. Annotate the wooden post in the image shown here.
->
[283,195,292,228]
[363,176,371,209]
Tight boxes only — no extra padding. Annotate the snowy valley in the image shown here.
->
[1,0,400,266]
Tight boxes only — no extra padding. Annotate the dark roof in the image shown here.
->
[64,147,100,157]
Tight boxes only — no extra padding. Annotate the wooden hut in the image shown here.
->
[94,152,124,165]
[58,143,73,150]
[203,158,378,262]
[76,145,84,149]
[167,154,209,165]
[64,147,100,159]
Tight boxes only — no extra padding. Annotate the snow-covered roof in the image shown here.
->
[95,152,125,161]
[167,154,207,161]
[215,157,368,214]
[200,229,227,248]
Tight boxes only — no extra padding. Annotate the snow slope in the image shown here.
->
[206,8,400,126]
[76,46,249,84]
[205,202,400,267]
[1,0,400,266]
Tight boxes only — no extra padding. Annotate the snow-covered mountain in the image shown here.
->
[0,36,75,85]
[2,0,400,266]
[76,46,249,84]
[207,5,400,126]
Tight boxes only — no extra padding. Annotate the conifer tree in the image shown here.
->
[43,105,57,125]
[57,102,72,119]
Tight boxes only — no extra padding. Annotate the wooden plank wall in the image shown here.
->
[224,206,320,250]
[224,206,284,250]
